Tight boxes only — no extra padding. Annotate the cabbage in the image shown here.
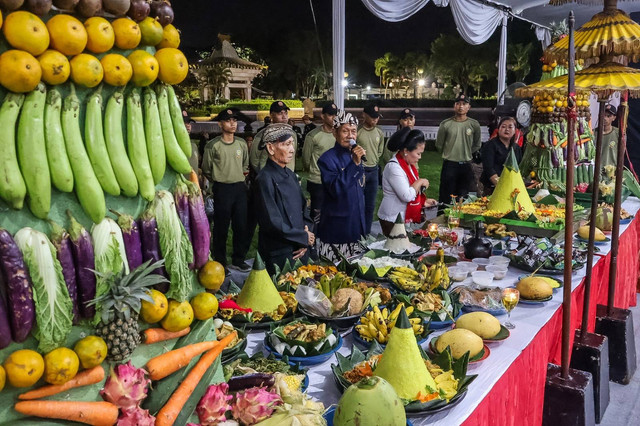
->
[14,228,73,352]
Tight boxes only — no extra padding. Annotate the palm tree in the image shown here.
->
[507,43,534,82]
[194,63,231,103]
[375,53,400,98]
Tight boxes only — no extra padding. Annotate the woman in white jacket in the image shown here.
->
[378,127,437,236]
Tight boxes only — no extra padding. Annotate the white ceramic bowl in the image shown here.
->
[457,261,478,273]
[472,258,491,270]
[485,265,508,280]
[448,266,468,282]
[472,271,495,286]
[489,255,511,267]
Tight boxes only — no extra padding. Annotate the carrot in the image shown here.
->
[14,400,118,426]
[146,340,219,381]
[18,366,105,400]
[156,331,237,426]
[143,327,190,344]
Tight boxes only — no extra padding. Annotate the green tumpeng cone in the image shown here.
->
[236,252,285,313]
[486,148,535,215]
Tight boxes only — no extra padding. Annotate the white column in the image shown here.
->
[332,0,345,109]
[497,14,508,105]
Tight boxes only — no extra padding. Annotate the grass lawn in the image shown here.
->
[227,151,444,262]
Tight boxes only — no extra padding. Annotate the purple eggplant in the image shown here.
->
[0,228,35,342]
[140,205,168,292]
[112,210,143,271]
[0,273,13,348]
[551,149,559,168]
[67,211,96,319]
[49,220,79,323]
[174,179,192,243]
[185,180,211,270]
[228,373,275,392]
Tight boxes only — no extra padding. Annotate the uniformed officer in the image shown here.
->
[599,104,619,169]
[357,104,385,234]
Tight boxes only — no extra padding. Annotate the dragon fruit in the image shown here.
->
[231,387,282,425]
[117,407,156,426]
[197,383,233,425]
[100,361,151,412]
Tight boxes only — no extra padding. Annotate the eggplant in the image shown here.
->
[174,179,192,244]
[186,180,211,270]
[140,205,168,291]
[551,149,559,169]
[67,211,97,319]
[0,228,35,342]
[49,220,80,323]
[0,272,13,349]
[112,210,143,271]
[227,373,275,392]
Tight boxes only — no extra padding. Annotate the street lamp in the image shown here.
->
[341,79,349,87]
[366,85,371,91]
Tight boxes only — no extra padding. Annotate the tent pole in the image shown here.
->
[332,0,345,109]
[497,14,508,105]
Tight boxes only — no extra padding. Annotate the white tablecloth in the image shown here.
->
[243,198,640,426]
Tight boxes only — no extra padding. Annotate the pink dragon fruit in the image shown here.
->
[197,383,233,425]
[117,407,156,426]
[100,361,151,412]
[231,386,282,425]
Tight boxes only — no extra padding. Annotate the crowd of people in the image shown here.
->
[186,96,620,275]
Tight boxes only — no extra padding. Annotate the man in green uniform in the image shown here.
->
[302,102,338,225]
[201,108,251,272]
[436,94,482,203]
[381,108,415,164]
[357,104,385,234]
[600,104,619,169]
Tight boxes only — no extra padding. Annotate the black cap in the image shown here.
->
[455,93,470,104]
[182,110,193,123]
[270,101,290,113]
[322,102,338,115]
[215,108,240,121]
[363,104,381,118]
[399,108,415,119]
[605,104,617,116]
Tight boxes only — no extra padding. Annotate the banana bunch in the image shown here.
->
[486,223,516,238]
[423,248,450,291]
[319,272,354,299]
[388,265,426,292]
[356,305,424,344]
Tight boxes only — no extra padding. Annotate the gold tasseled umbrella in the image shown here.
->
[544,0,640,63]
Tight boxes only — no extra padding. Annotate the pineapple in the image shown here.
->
[90,259,168,361]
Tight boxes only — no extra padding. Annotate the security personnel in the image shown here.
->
[201,108,251,272]
[302,102,338,225]
[357,104,385,234]
[599,104,619,169]
[382,108,415,164]
[436,94,482,203]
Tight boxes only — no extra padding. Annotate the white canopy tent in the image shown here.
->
[331,0,640,108]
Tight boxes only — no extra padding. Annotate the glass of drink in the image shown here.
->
[501,288,519,329]
[427,223,439,249]
[448,215,460,230]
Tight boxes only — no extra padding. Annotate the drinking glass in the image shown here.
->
[501,288,520,329]
[448,215,460,230]
[427,223,439,249]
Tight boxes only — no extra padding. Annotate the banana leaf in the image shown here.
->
[337,249,399,280]
[394,289,461,322]
[269,321,335,356]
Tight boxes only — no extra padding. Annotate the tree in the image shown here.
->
[193,63,232,103]
[374,52,402,99]
[401,51,429,97]
[507,43,534,82]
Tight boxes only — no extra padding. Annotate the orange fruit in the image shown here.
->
[112,17,141,50]
[4,349,44,388]
[138,16,163,46]
[84,16,115,54]
[2,11,49,56]
[157,23,180,49]
[44,347,79,385]
[70,53,103,88]
[0,50,42,93]
[47,14,87,56]
[161,300,194,332]
[198,260,225,291]
[0,10,3,31]
[127,49,159,87]
[140,289,169,323]
[38,50,70,85]
[100,53,132,87]
[155,48,188,85]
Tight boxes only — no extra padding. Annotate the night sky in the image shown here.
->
[172,0,539,85]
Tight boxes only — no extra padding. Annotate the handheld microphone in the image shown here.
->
[349,139,367,163]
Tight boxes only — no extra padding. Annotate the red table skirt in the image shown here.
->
[463,217,640,426]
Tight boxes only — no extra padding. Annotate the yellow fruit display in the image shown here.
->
[517,277,553,300]
[161,300,194,332]
[4,349,45,388]
[47,14,88,56]
[435,328,484,359]
[44,347,79,385]
[84,16,115,54]
[191,292,219,320]
[155,48,188,85]
[127,49,159,87]
[157,23,180,49]
[141,289,169,323]
[0,50,42,93]
[577,224,606,241]
[112,17,141,50]
[2,11,49,56]
[100,53,133,87]
[74,335,108,369]
[198,260,225,291]
[70,53,103,88]
[455,312,501,339]
[0,365,5,392]
[38,50,71,85]
[139,16,163,46]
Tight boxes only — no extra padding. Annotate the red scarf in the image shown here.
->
[396,152,426,223]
